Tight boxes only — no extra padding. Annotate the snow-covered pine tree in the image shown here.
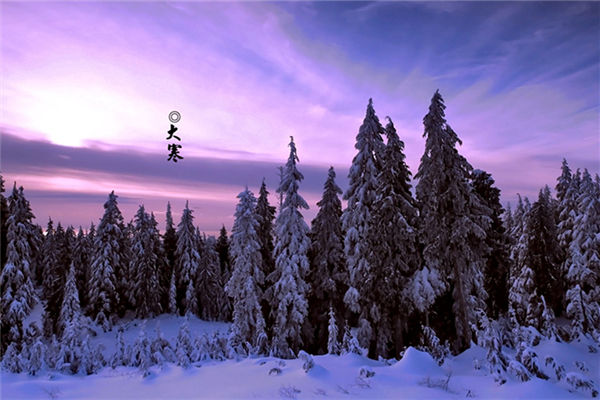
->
[256,180,276,329]
[72,227,91,311]
[0,175,8,269]
[89,191,124,322]
[226,187,267,352]
[131,321,153,376]
[196,234,221,320]
[175,317,193,367]
[111,327,130,368]
[267,137,311,359]
[306,166,347,354]
[509,258,536,327]
[565,169,600,337]
[25,336,46,375]
[58,263,82,339]
[161,202,177,312]
[174,201,201,316]
[131,205,162,318]
[524,187,562,316]
[327,306,340,355]
[215,225,232,321]
[362,117,420,358]
[43,223,71,336]
[342,99,385,319]
[556,160,575,258]
[1,342,23,373]
[1,184,38,353]
[56,263,84,374]
[168,270,177,314]
[472,169,511,319]
[414,90,489,353]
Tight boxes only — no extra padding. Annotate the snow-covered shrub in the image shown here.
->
[544,356,565,381]
[418,326,449,365]
[359,367,375,378]
[477,316,507,384]
[517,342,548,380]
[2,343,23,373]
[574,360,589,373]
[111,327,131,368]
[175,319,193,367]
[298,350,314,373]
[131,324,153,376]
[507,360,531,382]
[26,337,46,375]
[341,325,361,355]
[566,372,598,397]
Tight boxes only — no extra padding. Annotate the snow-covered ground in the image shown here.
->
[2,310,599,399]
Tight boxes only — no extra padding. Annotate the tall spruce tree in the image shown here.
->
[354,117,420,358]
[175,201,201,316]
[89,191,124,323]
[415,91,489,353]
[72,227,91,311]
[267,137,311,358]
[342,99,385,320]
[524,186,562,315]
[131,205,162,318]
[472,169,511,319]
[0,175,8,269]
[161,202,177,311]
[1,184,37,352]
[42,222,69,336]
[196,233,221,320]
[226,188,267,351]
[565,170,600,337]
[256,180,276,331]
[215,226,232,321]
[307,167,347,354]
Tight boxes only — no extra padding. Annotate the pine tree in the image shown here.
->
[0,175,8,269]
[327,306,340,355]
[131,322,153,376]
[161,202,177,312]
[362,118,420,358]
[267,137,311,359]
[472,169,511,318]
[524,187,562,315]
[196,234,221,320]
[175,317,193,368]
[72,227,91,311]
[175,202,201,316]
[215,226,232,321]
[89,191,124,322]
[111,327,130,368]
[58,263,82,339]
[168,270,177,314]
[414,90,489,353]
[226,188,267,351]
[342,99,385,318]
[26,336,46,375]
[1,184,38,353]
[56,263,84,374]
[131,205,162,318]
[256,180,276,329]
[307,166,347,354]
[565,169,600,337]
[43,223,70,336]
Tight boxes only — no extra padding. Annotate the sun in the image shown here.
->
[24,85,121,148]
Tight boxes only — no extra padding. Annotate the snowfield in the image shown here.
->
[2,313,598,399]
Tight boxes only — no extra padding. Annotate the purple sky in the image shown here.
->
[1,1,599,235]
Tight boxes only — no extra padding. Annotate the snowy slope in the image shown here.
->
[2,314,599,399]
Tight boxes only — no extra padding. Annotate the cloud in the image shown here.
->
[1,132,344,234]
